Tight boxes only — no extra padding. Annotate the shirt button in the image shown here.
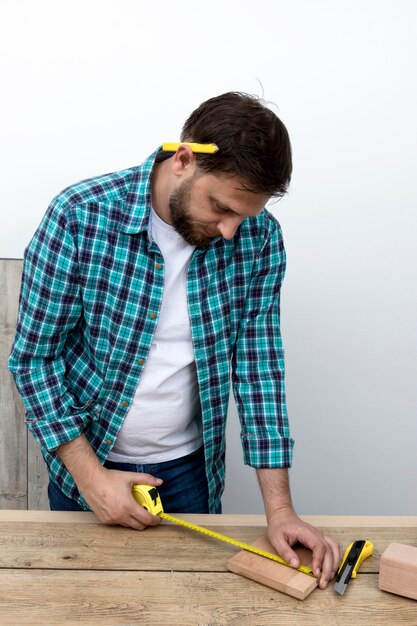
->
[149,313,157,319]
[121,400,129,407]
[106,439,113,446]
[155,263,162,270]
[137,359,144,365]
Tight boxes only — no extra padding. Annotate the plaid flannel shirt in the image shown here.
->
[9,146,294,512]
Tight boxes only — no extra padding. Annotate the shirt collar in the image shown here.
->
[118,146,161,235]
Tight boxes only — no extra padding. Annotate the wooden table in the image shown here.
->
[0,511,416,625]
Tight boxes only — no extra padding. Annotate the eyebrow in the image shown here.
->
[210,196,263,218]
[212,198,239,215]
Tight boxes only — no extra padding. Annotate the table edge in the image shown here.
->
[0,510,416,526]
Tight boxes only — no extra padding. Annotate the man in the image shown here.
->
[9,92,341,588]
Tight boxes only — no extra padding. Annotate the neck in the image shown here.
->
[151,160,173,225]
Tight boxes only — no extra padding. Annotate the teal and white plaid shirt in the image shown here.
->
[9,147,294,512]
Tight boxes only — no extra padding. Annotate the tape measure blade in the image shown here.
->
[160,513,312,575]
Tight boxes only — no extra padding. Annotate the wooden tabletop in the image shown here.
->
[1,511,416,625]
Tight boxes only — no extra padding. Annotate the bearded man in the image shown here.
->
[9,92,341,589]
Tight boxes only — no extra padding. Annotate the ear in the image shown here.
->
[171,144,196,177]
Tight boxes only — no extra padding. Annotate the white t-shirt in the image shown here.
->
[107,208,203,463]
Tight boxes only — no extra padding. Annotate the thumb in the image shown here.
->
[126,473,164,487]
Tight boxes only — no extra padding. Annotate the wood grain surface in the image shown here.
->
[2,510,417,526]
[0,259,50,511]
[0,520,415,572]
[0,570,416,626]
[0,259,27,509]
[0,514,416,624]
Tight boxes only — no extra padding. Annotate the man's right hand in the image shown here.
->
[80,467,164,530]
[56,434,163,529]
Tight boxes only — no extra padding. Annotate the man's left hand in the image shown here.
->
[267,507,342,589]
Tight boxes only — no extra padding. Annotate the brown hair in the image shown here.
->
[181,92,292,198]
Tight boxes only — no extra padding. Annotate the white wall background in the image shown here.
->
[1,0,416,514]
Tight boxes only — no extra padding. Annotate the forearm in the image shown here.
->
[256,467,294,522]
[57,434,105,492]
[56,433,162,530]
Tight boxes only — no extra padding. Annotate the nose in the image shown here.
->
[217,215,244,240]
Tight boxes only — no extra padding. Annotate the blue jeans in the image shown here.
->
[48,446,221,513]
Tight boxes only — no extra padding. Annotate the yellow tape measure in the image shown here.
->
[132,484,313,576]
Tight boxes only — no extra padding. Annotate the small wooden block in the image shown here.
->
[226,535,318,600]
[379,542,417,601]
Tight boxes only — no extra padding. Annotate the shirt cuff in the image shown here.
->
[240,432,295,468]
[25,410,92,452]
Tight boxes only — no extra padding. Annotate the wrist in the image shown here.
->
[76,461,107,493]
[57,434,106,492]
[268,503,294,514]
[266,503,295,523]
[256,467,295,522]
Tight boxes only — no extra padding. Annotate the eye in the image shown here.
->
[215,203,230,214]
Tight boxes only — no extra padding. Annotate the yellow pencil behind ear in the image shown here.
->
[162,142,219,154]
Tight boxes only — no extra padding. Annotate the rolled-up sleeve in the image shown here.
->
[8,198,90,452]
[231,222,295,468]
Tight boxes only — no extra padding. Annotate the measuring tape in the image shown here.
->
[132,484,313,576]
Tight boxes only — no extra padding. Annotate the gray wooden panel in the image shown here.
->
[0,260,50,510]
[27,435,49,510]
[0,259,27,509]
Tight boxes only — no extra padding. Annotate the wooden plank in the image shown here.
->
[0,259,27,509]
[0,259,49,510]
[0,510,101,523]
[379,542,417,600]
[297,516,417,528]
[0,522,264,571]
[227,535,318,599]
[27,434,50,510]
[0,570,416,625]
[0,520,416,573]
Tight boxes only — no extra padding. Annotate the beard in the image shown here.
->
[169,177,214,248]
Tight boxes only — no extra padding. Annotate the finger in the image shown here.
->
[319,543,334,589]
[140,511,161,526]
[119,519,146,530]
[129,499,162,526]
[126,515,148,531]
[270,535,301,568]
[131,508,154,526]
[294,527,326,577]
[127,472,164,487]
[324,536,343,579]
[309,541,326,578]
[119,502,161,528]
[125,477,164,524]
